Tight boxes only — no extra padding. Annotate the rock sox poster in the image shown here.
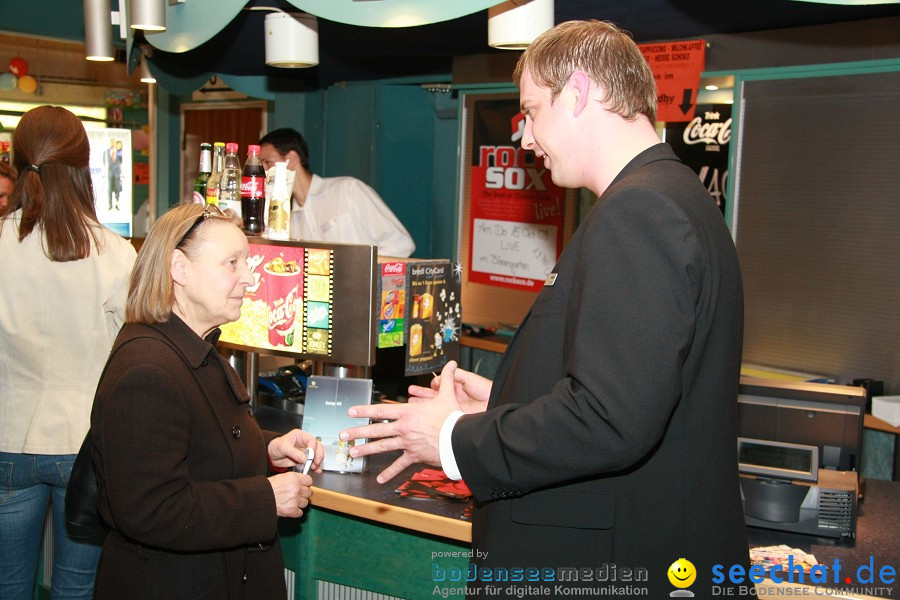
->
[469,99,565,292]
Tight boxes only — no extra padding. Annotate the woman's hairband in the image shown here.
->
[26,164,41,173]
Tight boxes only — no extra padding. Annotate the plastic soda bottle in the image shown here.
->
[218,142,242,217]
[241,144,266,234]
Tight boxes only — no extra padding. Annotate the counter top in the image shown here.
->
[254,405,471,542]
[308,452,471,542]
[460,332,509,354]
[865,413,900,435]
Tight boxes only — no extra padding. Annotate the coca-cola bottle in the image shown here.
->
[218,142,242,217]
[241,144,265,235]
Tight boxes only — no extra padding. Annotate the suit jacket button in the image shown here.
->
[232,425,241,439]
[201,359,208,367]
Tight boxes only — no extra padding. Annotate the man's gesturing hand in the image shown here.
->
[339,360,462,483]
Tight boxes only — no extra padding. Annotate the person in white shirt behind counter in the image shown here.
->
[258,128,415,258]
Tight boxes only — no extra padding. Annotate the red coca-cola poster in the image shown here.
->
[468,99,565,292]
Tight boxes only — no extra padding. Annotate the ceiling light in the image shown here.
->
[84,0,115,61]
[130,0,166,31]
[488,0,554,50]
[789,0,900,4]
[264,12,319,68]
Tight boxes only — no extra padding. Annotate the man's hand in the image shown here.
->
[339,360,463,484]
[408,365,492,414]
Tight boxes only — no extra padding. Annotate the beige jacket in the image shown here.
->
[0,210,136,454]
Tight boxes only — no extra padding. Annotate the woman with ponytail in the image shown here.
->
[0,105,136,599]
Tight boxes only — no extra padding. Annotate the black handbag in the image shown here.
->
[65,429,109,545]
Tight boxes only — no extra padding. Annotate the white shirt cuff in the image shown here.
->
[439,410,466,481]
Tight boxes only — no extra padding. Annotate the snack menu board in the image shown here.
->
[219,239,377,367]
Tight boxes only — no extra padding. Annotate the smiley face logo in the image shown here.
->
[668,558,696,588]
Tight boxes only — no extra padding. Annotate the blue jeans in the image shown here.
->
[0,452,102,600]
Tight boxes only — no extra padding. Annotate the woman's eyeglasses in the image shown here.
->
[176,206,223,248]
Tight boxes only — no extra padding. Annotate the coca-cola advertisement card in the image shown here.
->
[377,261,408,349]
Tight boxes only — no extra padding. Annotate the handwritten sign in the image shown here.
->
[471,218,557,288]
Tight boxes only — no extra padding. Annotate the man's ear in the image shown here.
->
[569,70,591,118]
[171,249,188,286]
[286,149,303,171]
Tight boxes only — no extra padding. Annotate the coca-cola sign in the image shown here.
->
[666,104,732,215]
[382,262,406,276]
[682,112,732,147]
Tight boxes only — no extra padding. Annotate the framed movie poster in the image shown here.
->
[87,128,133,237]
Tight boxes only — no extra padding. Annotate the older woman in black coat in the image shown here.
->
[91,203,323,599]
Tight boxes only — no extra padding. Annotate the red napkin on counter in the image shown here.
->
[395,468,472,501]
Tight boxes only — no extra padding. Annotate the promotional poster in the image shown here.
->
[377,261,408,349]
[220,244,336,357]
[87,128,133,237]
[469,99,565,292]
[301,375,373,473]
[638,39,706,123]
[665,103,732,215]
[404,260,461,376]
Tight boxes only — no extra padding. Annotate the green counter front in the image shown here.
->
[280,453,473,599]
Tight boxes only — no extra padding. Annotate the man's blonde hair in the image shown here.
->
[513,20,657,123]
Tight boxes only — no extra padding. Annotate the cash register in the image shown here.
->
[736,376,867,540]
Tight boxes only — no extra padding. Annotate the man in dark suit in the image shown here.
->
[341,20,752,599]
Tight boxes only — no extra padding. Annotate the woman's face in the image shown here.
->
[174,219,253,338]
[0,174,12,210]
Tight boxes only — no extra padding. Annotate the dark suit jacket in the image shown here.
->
[91,316,286,600]
[452,144,752,598]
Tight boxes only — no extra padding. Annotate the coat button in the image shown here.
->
[201,359,208,367]
[232,425,241,439]
[242,573,248,583]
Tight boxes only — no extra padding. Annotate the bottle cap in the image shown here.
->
[248,144,260,154]
[226,142,239,153]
